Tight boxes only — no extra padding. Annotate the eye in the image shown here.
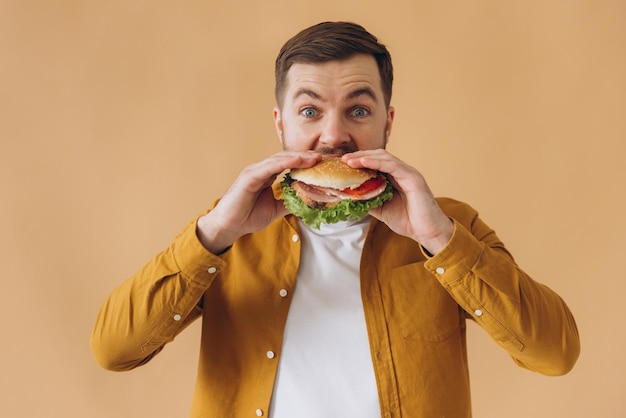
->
[351,107,369,118]
[300,107,318,118]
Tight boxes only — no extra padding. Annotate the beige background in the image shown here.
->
[1,1,624,417]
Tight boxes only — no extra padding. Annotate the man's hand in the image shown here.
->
[196,151,322,254]
[342,150,454,255]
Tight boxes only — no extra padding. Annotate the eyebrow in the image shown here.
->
[293,88,324,101]
[346,87,378,102]
[292,86,379,103]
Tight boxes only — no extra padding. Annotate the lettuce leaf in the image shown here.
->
[280,173,394,229]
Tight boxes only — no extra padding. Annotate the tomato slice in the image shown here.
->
[341,176,385,197]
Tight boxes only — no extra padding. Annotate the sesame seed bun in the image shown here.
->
[289,157,377,190]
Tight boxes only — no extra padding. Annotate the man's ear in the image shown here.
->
[273,106,284,144]
[385,106,395,146]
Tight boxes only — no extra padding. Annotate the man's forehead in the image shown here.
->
[284,55,383,100]
[287,54,379,78]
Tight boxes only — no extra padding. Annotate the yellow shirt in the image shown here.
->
[91,198,580,417]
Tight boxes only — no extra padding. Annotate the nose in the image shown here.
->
[318,112,350,150]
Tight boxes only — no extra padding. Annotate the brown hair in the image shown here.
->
[274,22,393,109]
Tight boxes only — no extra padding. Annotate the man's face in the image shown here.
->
[274,54,394,155]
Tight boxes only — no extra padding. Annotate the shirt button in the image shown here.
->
[291,234,299,242]
[173,314,182,321]
[266,351,275,359]
[279,289,288,297]
[474,309,483,317]
[435,267,445,274]
[255,409,264,416]
[208,266,217,274]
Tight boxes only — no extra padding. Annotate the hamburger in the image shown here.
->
[279,156,394,229]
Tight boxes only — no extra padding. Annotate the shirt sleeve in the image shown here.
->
[423,211,580,376]
[90,215,226,371]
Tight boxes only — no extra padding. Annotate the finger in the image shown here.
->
[263,150,322,176]
[342,150,398,172]
[238,151,322,192]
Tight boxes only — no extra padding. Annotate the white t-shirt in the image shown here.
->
[269,218,381,418]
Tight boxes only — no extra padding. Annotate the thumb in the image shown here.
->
[368,206,383,221]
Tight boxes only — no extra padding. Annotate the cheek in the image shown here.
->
[353,126,388,149]
[280,123,317,151]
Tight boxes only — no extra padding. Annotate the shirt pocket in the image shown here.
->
[387,263,461,342]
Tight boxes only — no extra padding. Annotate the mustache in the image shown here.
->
[315,144,358,156]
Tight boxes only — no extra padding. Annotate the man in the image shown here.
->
[91,22,580,417]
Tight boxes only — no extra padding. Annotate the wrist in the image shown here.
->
[417,219,454,256]
[196,213,238,255]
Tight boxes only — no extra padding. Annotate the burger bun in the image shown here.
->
[290,157,377,190]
